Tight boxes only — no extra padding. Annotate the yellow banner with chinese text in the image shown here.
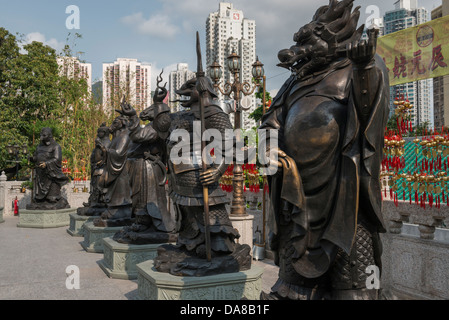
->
[377,15,449,86]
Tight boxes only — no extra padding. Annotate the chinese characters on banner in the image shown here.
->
[377,15,449,86]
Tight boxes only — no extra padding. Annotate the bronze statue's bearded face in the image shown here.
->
[40,128,53,146]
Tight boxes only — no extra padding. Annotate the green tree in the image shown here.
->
[0,28,108,180]
[249,85,272,124]
[386,113,398,132]
[56,34,108,178]
[15,41,62,124]
[0,28,29,172]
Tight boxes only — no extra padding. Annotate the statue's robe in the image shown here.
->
[98,128,132,220]
[127,117,178,233]
[260,55,389,280]
[88,136,111,208]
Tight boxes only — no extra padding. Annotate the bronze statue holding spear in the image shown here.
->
[153,32,251,277]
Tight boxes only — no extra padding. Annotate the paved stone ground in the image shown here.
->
[0,216,279,300]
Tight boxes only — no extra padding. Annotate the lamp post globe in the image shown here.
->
[227,52,241,74]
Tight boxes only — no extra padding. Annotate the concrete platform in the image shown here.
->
[17,208,77,229]
[67,213,97,237]
[136,260,264,300]
[99,237,166,280]
[81,222,125,253]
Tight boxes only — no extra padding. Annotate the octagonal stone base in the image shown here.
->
[99,237,167,280]
[136,260,263,300]
[81,222,123,253]
[0,207,4,223]
[67,213,97,237]
[17,208,77,229]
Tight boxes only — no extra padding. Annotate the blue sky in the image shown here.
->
[0,0,443,95]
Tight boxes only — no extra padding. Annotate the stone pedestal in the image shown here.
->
[66,213,97,237]
[0,207,4,223]
[17,208,76,228]
[81,222,123,253]
[418,224,436,240]
[136,260,263,300]
[99,237,166,280]
[229,213,255,253]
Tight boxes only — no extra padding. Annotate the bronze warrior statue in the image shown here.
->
[113,74,180,244]
[153,34,251,276]
[27,127,70,210]
[260,0,389,300]
[77,123,111,217]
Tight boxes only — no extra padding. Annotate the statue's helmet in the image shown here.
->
[278,0,364,77]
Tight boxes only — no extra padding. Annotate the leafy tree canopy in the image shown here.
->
[0,28,107,180]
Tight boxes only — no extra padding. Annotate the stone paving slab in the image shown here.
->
[0,216,279,300]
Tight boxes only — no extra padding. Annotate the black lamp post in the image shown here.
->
[208,54,265,216]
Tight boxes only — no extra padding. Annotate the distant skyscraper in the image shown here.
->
[432,4,449,130]
[168,63,195,113]
[361,17,384,41]
[57,56,92,91]
[384,0,433,129]
[206,2,257,129]
[102,58,151,115]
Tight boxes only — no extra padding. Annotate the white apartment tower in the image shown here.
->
[102,58,151,115]
[168,63,195,113]
[206,2,257,130]
[361,17,384,41]
[384,0,433,128]
[57,56,92,91]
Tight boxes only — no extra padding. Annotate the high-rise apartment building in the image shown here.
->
[361,17,384,41]
[102,58,151,115]
[384,0,433,128]
[432,3,449,131]
[57,56,92,91]
[206,2,257,130]
[168,63,195,113]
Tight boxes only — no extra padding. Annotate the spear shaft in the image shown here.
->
[196,31,212,262]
